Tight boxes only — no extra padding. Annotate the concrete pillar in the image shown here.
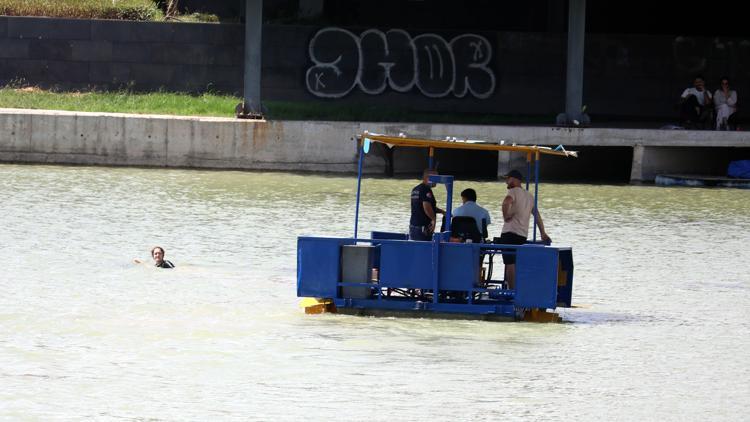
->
[497,151,511,179]
[299,0,324,19]
[630,144,645,183]
[497,151,530,179]
[557,0,588,126]
[242,0,263,117]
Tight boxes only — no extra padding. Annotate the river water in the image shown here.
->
[0,164,748,421]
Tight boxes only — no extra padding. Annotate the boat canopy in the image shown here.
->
[351,131,578,241]
[359,132,578,158]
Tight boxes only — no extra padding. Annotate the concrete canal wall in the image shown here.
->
[1,108,749,182]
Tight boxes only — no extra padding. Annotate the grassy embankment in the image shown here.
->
[0,87,238,117]
[0,0,220,22]
[0,87,552,124]
[0,0,163,20]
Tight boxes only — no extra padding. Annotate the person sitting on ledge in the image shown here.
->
[714,76,738,130]
[134,246,175,268]
[679,75,713,129]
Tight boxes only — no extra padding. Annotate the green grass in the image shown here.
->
[0,87,240,117]
[0,0,163,21]
[0,86,554,124]
[174,12,220,23]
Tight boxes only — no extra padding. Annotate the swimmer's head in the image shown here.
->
[151,246,165,264]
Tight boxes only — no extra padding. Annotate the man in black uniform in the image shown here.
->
[409,169,444,241]
[134,246,175,268]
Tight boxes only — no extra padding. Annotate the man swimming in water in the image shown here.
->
[134,246,175,268]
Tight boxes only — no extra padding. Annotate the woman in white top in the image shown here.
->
[714,76,738,130]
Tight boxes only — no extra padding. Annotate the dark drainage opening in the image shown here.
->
[644,146,750,177]
[392,148,498,179]
[433,149,498,178]
[538,146,633,183]
[390,146,635,182]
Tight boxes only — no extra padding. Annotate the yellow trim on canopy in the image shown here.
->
[360,132,578,158]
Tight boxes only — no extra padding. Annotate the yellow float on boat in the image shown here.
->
[522,309,562,323]
[299,298,336,314]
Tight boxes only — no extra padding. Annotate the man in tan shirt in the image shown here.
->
[498,169,550,288]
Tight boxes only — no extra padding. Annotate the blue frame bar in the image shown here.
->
[431,235,440,304]
[428,174,454,232]
[526,154,531,191]
[444,178,453,230]
[533,153,540,242]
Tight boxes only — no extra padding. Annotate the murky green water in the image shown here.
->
[1,165,748,421]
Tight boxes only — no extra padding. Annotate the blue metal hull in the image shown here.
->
[334,305,517,322]
[297,233,574,321]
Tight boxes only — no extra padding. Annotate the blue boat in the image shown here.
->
[297,133,578,322]
[655,174,750,189]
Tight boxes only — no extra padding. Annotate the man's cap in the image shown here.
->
[504,169,524,180]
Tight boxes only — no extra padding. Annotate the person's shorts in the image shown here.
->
[495,232,527,265]
[409,224,432,241]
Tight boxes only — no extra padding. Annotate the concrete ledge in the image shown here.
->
[1,108,749,181]
[0,108,369,172]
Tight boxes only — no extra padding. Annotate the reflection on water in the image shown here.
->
[1,165,749,420]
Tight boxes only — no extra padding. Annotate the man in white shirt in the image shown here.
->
[680,75,713,129]
[452,188,491,237]
[498,170,550,289]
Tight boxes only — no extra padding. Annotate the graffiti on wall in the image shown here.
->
[305,27,496,99]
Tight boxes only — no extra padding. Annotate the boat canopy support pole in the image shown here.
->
[354,141,364,239]
[444,177,453,232]
[526,153,531,191]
